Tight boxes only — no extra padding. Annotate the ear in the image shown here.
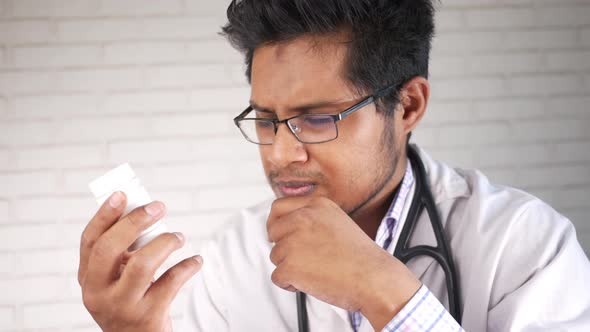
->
[398,76,430,136]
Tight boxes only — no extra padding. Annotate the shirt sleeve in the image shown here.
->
[381,285,463,332]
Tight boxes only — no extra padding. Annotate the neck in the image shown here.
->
[351,155,408,240]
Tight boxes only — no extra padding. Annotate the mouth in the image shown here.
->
[274,182,317,197]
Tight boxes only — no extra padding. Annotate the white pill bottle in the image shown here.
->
[89,163,168,251]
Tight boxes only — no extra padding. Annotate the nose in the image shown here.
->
[265,122,308,169]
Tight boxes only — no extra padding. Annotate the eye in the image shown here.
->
[256,120,274,129]
[303,115,334,128]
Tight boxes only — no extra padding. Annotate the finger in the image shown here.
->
[267,196,317,241]
[271,263,296,291]
[85,201,166,289]
[269,235,299,266]
[117,232,185,301]
[79,191,127,286]
[145,255,203,310]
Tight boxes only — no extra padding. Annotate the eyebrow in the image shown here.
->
[249,98,352,115]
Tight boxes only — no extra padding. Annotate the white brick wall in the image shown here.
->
[0,0,588,331]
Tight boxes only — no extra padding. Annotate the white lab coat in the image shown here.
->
[181,146,590,331]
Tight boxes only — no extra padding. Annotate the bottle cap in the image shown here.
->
[89,163,136,199]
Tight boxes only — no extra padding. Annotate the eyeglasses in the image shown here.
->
[233,84,397,145]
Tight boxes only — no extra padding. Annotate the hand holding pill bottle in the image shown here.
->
[78,164,203,332]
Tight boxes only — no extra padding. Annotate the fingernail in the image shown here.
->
[145,201,164,217]
[193,255,203,264]
[109,191,123,208]
[174,232,184,242]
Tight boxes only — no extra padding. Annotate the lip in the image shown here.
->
[274,181,317,197]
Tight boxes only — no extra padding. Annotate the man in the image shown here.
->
[78,1,590,331]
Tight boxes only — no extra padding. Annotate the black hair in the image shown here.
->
[221,0,436,115]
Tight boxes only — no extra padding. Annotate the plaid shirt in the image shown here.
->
[349,161,464,332]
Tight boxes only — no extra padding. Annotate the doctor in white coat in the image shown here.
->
[78,1,590,331]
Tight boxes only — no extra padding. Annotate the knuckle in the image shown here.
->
[126,255,152,277]
[80,229,96,249]
[92,238,117,259]
[269,247,280,266]
[82,290,103,315]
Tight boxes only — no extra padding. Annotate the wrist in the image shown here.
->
[358,254,422,331]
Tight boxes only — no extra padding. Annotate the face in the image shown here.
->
[250,34,406,215]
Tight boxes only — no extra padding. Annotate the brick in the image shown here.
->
[0,253,16,275]
[421,101,475,126]
[192,137,259,161]
[0,200,9,222]
[475,99,546,120]
[512,165,590,190]
[14,249,78,276]
[10,94,100,119]
[438,123,512,147]
[149,163,233,189]
[0,171,59,196]
[0,224,60,250]
[151,113,234,137]
[0,120,57,146]
[14,196,96,222]
[189,87,250,112]
[508,74,581,96]
[430,55,470,78]
[14,145,105,170]
[141,17,221,39]
[476,144,551,168]
[185,0,229,17]
[57,68,144,92]
[104,42,187,65]
[0,150,16,172]
[545,96,590,117]
[427,147,476,168]
[545,51,590,71]
[13,45,102,68]
[469,52,543,75]
[504,29,578,50]
[0,276,68,305]
[23,302,94,329]
[0,20,53,44]
[11,0,98,18]
[0,71,55,95]
[99,0,183,16]
[534,6,590,27]
[56,117,151,143]
[465,8,534,28]
[412,127,439,148]
[58,19,142,42]
[103,91,189,114]
[108,139,195,164]
[582,28,590,47]
[145,64,233,89]
[0,307,15,331]
[546,188,590,210]
[430,78,506,100]
[187,39,243,64]
[431,31,504,54]
[512,118,590,143]
[435,10,465,31]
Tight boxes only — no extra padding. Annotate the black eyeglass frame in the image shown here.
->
[233,84,398,145]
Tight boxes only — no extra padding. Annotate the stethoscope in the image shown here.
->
[296,145,461,332]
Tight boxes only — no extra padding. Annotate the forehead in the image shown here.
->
[250,34,359,109]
